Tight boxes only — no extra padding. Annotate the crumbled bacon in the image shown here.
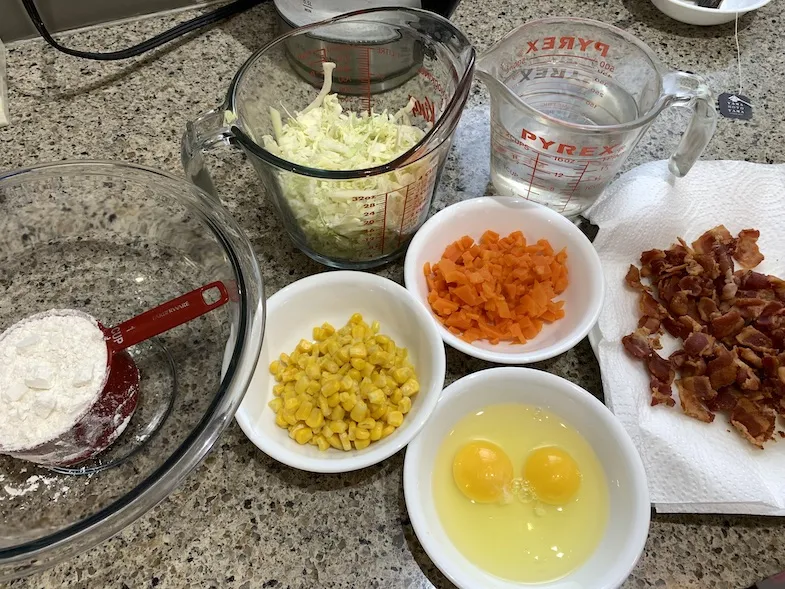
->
[622,225,784,447]
[734,229,764,269]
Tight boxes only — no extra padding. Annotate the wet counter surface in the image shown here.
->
[1,1,783,587]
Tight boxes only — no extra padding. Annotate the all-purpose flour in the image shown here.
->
[0,310,108,451]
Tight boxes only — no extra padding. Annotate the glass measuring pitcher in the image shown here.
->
[478,18,717,217]
[182,8,475,269]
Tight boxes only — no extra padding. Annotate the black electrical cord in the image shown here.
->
[21,0,268,61]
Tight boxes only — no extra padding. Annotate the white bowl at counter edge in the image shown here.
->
[403,196,604,364]
[650,0,771,26]
[234,270,446,473]
[403,367,651,589]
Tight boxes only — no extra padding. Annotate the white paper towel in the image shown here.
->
[586,160,785,516]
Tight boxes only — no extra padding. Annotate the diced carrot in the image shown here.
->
[423,230,569,346]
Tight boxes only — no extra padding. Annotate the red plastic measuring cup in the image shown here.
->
[4,281,230,467]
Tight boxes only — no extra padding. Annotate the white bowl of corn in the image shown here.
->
[235,271,447,473]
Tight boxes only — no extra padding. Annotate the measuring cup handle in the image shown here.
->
[107,281,230,353]
[181,106,236,199]
[663,71,718,178]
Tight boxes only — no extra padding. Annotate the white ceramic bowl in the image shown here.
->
[404,367,650,589]
[235,271,446,473]
[650,0,771,25]
[403,197,604,364]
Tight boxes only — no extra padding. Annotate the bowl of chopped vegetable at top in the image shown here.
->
[235,271,446,473]
[182,7,475,270]
[403,197,604,365]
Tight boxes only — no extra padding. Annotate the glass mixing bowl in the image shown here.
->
[0,161,265,581]
[182,7,475,270]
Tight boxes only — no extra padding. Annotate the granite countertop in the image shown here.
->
[1,1,784,587]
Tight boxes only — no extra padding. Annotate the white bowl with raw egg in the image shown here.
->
[236,271,446,473]
[403,197,604,364]
[404,367,650,589]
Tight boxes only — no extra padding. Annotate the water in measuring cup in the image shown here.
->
[491,67,640,217]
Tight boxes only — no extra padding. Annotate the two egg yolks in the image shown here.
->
[453,441,581,505]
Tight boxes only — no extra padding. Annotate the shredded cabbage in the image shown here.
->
[260,62,434,261]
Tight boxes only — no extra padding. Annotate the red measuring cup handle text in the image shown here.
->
[105,281,230,353]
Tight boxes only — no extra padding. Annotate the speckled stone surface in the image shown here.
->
[1,1,784,587]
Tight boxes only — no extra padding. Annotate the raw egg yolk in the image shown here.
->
[452,440,514,504]
[524,446,582,505]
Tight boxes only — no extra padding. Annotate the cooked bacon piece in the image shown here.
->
[622,330,653,359]
[640,291,668,319]
[669,291,690,316]
[691,225,734,254]
[682,357,707,377]
[709,387,742,412]
[695,253,721,279]
[730,397,776,448]
[736,326,774,352]
[768,276,785,301]
[637,315,661,333]
[676,377,716,422]
[735,356,761,391]
[650,376,676,407]
[762,355,780,378]
[737,269,769,291]
[736,346,763,369]
[683,331,715,357]
[625,265,645,292]
[697,297,720,322]
[640,249,665,277]
[710,310,745,339]
[755,301,785,332]
[657,276,681,303]
[678,275,703,296]
[734,229,764,269]
[714,242,735,276]
[647,352,674,383]
[662,316,690,339]
[734,298,768,321]
[669,350,687,368]
[707,346,738,390]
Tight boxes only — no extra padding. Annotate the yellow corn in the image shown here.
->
[269,313,419,453]
[294,428,314,445]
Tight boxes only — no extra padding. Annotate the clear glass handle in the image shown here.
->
[181,106,235,199]
[663,71,718,178]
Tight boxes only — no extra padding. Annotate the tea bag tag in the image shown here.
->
[718,93,752,120]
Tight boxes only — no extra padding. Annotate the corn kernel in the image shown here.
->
[323,360,340,374]
[350,313,363,324]
[294,428,314,445]
[375,334,389,346]
[351,324,365,341]
[295,400,313,421]
[348,368,362,381]
[279,352,290,365]
[361,363,374,378]
[273,383,285,396]
[305,361,321,380]
[355,428,371,441]
[349,343,367,358]
[269,360,281,374]
[370,421,383,441]
[380,424,396,439]
[340,375,354,391]
[368,388,386,405]
[350,357,366,371]
[357,417,376,430]
[268,398,283,413]
[321,378,341,397]
[337,347,350,363]
[328,434,342,449]
[348,421,357,441]
[330,419,348,434]
[350,401,368,423]
[330,406,346,421]
[315,435,330,451]
[297,339,312,353]
[371,320,380,334]
[312,327,326,341]
[370,405,387,420]
[398,396,412,414]
[282,409,298,426]
[327,393,341,408]
[386,411,404,427]
[339,432,351,451]
[306,407,325,429]
[321,424,334,438]
[401,379,419,397]
[289,423,306,440]
[318,395,331,417]
[390,389,403,404]
[391,367,410,385]
[275,412,288,428]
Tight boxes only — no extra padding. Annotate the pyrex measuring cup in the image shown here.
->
[182,8,475,269]
[478,18,717,217]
